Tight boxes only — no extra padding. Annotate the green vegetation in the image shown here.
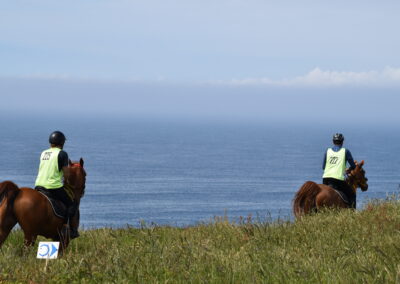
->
[1,200,400,283]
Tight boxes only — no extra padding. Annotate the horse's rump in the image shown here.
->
[293,181,322,217]
[13,187,65,239]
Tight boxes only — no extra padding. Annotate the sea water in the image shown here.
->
[0,115,399,228]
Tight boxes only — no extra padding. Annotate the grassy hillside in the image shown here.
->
[1,200,400,283]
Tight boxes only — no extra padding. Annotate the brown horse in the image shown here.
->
[0,158,86,251]
[293,160,368,218]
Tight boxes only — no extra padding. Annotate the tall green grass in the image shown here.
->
[1,200,400,283]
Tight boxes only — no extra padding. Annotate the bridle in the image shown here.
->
[346,167,368,192]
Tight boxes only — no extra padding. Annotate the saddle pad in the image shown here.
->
[36,190,68,220]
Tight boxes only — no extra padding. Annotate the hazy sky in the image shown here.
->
[1,1,400,123]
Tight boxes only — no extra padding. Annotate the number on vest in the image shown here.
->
[329,156,338,164]
[43,152,52,161]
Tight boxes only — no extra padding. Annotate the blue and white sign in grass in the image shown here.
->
[37,242,60,259]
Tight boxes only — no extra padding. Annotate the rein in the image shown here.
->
[64,184,75,201]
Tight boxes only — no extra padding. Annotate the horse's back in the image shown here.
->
[13,187,50,214]
[315,184,347,208]
[295,181,321,198]
[297,182,338,197]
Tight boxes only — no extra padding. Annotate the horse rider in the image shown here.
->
[322,133,357,208]
[34,131,79,239]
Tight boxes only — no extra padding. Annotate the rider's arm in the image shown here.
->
[58,150,70,182]
[346,149,356,169]
[322,150,327,170]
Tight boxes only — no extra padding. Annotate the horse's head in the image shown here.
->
[65,158,86,201]
[348,160,368,192]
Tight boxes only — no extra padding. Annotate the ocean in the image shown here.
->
[0,115,399,228]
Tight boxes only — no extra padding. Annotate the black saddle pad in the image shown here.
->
[35,188,68,220]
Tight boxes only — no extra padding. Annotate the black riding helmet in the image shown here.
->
[49,131,66,146]
[333,133,344,144]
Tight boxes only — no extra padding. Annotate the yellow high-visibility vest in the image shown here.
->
[323,147,346,181]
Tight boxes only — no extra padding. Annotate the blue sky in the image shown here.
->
[1,1,400,122]
[2,0,400,82]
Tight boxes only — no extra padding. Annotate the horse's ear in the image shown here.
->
[69,159,72,166]
[360,160,364,167]
[80,158,84,167]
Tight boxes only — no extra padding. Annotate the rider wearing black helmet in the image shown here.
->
[322,133,357,208]
[35,131,79,239]
[49,131,66,146]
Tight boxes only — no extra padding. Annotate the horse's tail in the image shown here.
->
[293,181,322,218]
[0,181,20,207]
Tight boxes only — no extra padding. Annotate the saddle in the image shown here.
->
[35,187,68,220]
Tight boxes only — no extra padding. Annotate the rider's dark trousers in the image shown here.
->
[322,178,356,208]
[35,186,72,206]
[35,186,79,226]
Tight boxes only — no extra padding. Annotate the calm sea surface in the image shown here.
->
[0,116,399,228]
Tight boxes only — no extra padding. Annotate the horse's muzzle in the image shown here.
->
[361,184,369,191]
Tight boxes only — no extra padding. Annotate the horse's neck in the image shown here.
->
[64,183,76,200]
[65,178,84,202]
[345,176,357,193]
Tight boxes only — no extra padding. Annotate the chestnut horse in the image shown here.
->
[0,158,86,251]
[293,160,368,218]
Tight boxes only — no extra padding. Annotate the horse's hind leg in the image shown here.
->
[0,206,18,247]
[315,192,329,211]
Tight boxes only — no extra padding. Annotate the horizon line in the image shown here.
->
[2,66,400,88]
